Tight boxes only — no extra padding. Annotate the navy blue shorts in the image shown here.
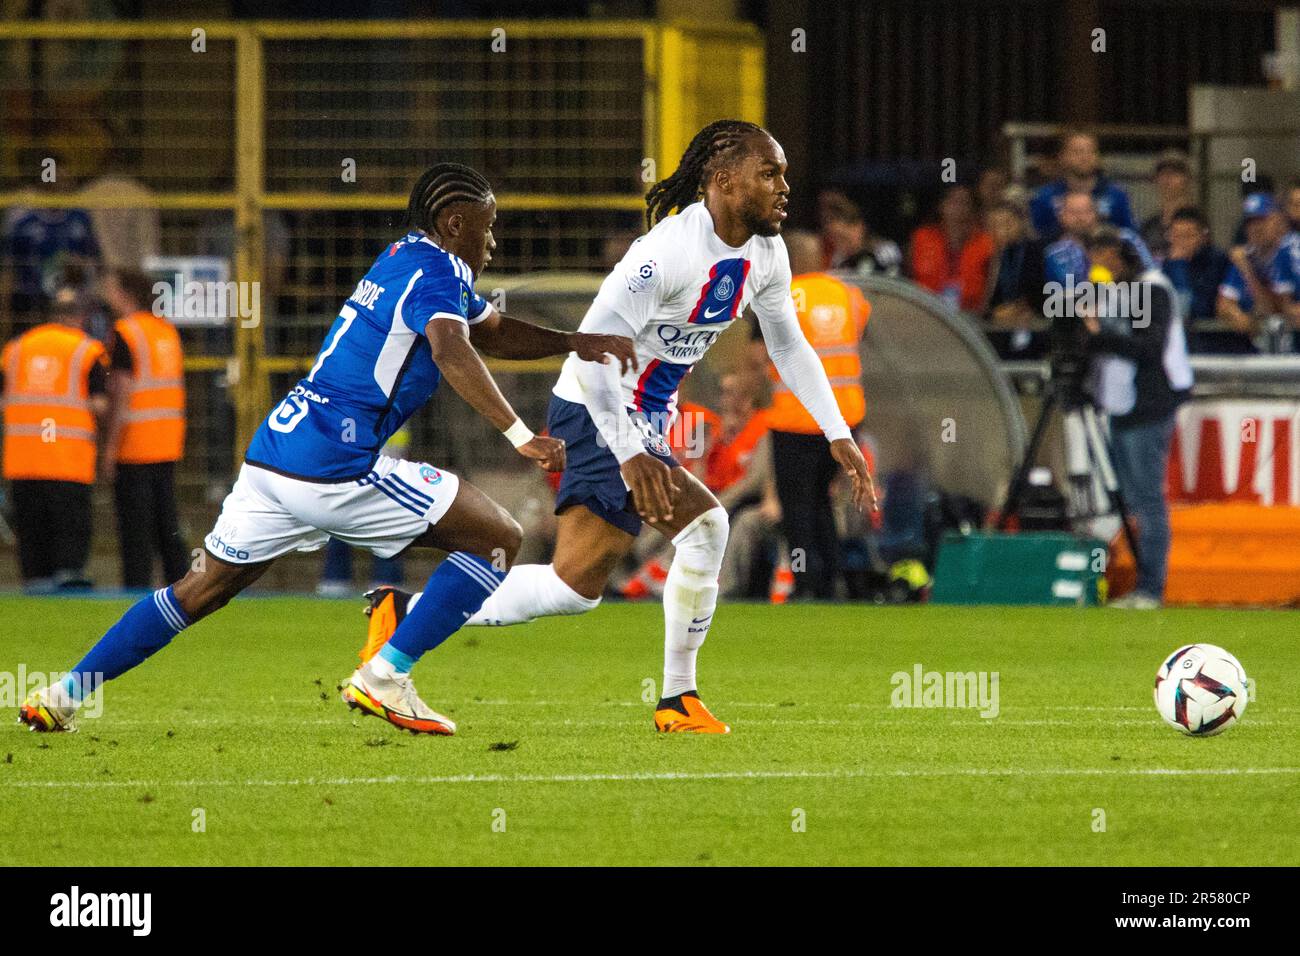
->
[547,395,679,536]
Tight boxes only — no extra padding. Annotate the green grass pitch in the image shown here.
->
[0,597,1296,866]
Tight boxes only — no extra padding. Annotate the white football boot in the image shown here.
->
[341,662,456,736]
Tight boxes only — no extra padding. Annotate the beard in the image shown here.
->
[742,202,783,238]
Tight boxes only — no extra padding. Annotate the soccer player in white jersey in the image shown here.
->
[18,163,635,736]
[362,122,876,734]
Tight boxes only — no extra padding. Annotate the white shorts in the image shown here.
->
[203,456,461,564]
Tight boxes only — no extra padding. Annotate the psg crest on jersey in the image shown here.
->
[715,275,734,300]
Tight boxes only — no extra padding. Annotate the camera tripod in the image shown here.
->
[996,372,1142,564]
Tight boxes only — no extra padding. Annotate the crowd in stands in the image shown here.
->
[819,129,1300,359]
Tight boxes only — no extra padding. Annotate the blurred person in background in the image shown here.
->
[1159,207,1230,353]
[1284,178,1300,233]
[101,269,189,588]
[1139,151,1194,260]
[1217,193,1287,351]
[908,183,992,312]
[975,167,1010,215]
[983,196,1047,357]
[81,149,161,272]
[817,189,902,277]
[2,150,100,331]
[1,287,109,590]
[1270,206,1300,335]
[1044,190,1154,287]
[1082,228,1192,609]
[1030,129,1134,241]
[752,229,870,600]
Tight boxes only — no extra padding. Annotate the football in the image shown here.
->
[1153,643,1249,736]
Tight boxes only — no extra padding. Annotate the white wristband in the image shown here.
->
[502,418,535,448]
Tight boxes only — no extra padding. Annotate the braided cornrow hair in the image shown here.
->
[407,162,494,236]
[644,119,767,228]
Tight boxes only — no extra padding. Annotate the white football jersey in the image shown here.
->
[553,202,793,425]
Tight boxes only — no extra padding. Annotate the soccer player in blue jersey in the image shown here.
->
[19,163,635,736]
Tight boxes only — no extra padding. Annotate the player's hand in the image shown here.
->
[830,437,877,513]
[570,333,639,376]
[621,453,680,524]
[517,434,566,472]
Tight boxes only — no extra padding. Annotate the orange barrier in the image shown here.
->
[1108,503,1300,607]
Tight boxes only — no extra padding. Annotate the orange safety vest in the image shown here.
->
[767,272,870,434]
[705,409,770,492]
[113,311,185,464]
[2,324,106,484]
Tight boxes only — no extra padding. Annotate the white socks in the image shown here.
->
[404,564,600,627]
[399,508,728,701]
[662,507,729,698]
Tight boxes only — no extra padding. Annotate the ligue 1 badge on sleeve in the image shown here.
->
[419,465,443,485]
[627,259,659,293]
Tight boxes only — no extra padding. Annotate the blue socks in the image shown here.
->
[379,552,506,673]
[62,587,192,701]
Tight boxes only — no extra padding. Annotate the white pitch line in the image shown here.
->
[2,766,1298,791]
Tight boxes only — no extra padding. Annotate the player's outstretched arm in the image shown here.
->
[426,317,566,472]
[469,310,638,373]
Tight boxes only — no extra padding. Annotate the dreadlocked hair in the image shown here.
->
[407,162,494,235]
[644,119,766,228]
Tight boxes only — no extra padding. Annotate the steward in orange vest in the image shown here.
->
[764,272,870,434]
[1,288,108,587]
[749,230,872,600]
[102,270,190,588]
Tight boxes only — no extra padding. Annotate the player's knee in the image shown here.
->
[673,506,729,572]
[686,506,729,551]
[491,509,523,567]
[172,564,244,621]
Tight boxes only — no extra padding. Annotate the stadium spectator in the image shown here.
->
[101,269,190,588]
[908,184,993,311]
[81,154,161,272]
[1139,150,1193,260]
[1044,191,1153,287]
[1082,228,1193,609]
[1,152,100,330]
[754,229,871,600]
[817,189,902,277]
[1216,194,1288,353]
[976,167,1011,215]
[1160,207,1231,352]
[1284,178,1300,233]
[1270,209,1300,332]
[984,196,1047,357]
[1,287,108,591]
[1030,129,1134,240]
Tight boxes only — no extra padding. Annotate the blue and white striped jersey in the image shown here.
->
[245,232,492,481]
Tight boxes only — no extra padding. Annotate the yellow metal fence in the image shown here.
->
[0,19,764,493]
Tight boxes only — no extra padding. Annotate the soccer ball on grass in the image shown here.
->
[1153,643,1248,736]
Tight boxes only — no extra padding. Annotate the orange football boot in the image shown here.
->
[359,586,412,663]
[654,692,731,734]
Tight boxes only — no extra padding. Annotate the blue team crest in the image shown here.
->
[419,465,443,485]
[645,431,671,457]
